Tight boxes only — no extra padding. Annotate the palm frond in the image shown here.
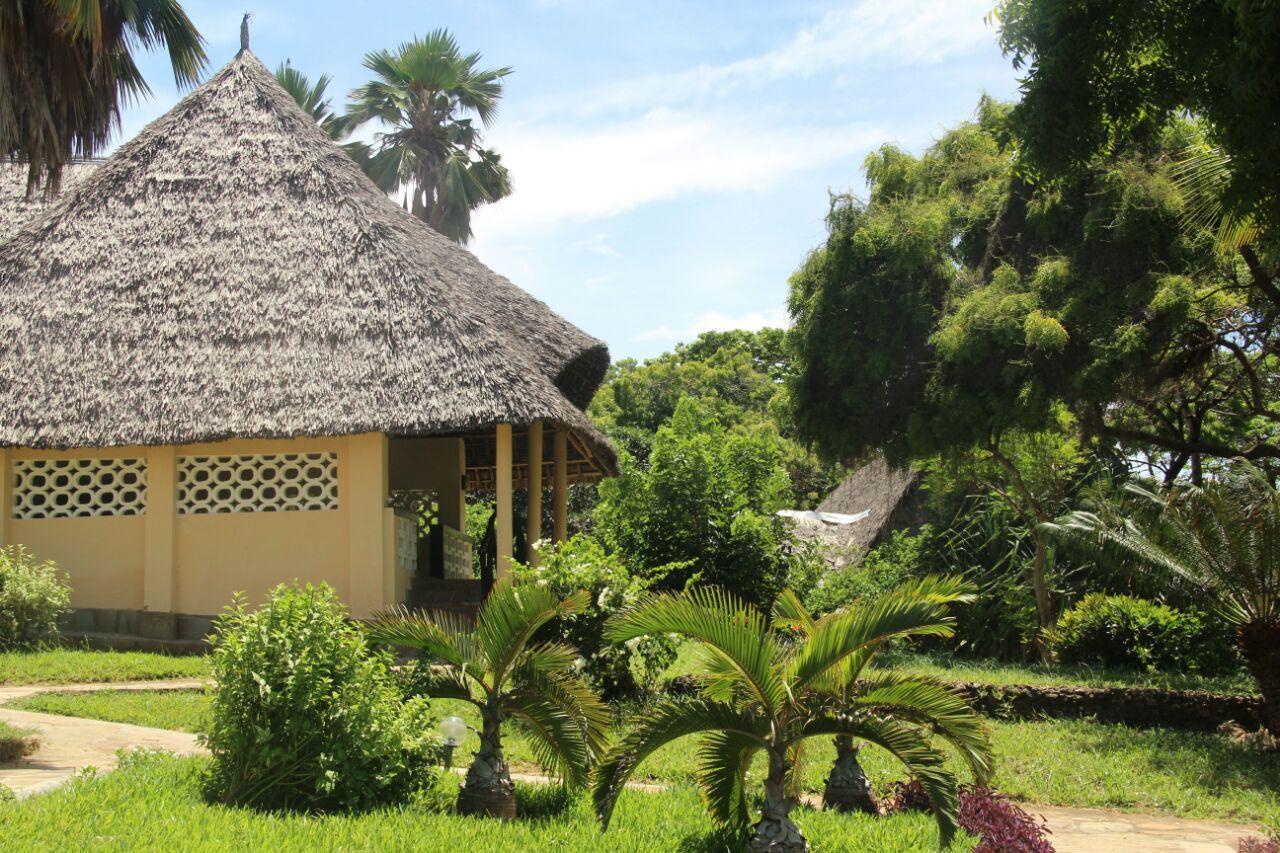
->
[509,662,612,760]
[475,581,588,684]
[696,730,760,834]
[771,587,816,632]
[605,588,785,712]
[504,692,594,787]
[365,605,468,668]
[592,698,767,831]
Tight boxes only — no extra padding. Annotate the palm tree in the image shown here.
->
[366,580,609,819]
[770,588,990,816]
[593,578,991,852]
[1043,462,1280,731]
[346,29,512,244]
[274,61,370,167]
[1,0,206,196]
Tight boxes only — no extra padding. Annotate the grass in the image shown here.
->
[0,648,209,686]
[22,688,1280,827]
[0,751,973,852]
[662,643,1258,695]
[8,689,210,733]
[0,720,39,762]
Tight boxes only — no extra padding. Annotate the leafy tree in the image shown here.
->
[593,578,989,851]
[997,0,1280,237]
[366,580,609,818]
[1,0,206,195]
[594,398,793,605]
[770,587,990,817]
[347,29,511,244]
[1044,462,1280,732]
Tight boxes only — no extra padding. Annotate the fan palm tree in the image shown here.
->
[274,61,370,167]
[366,580,609,818]
[770,588,990,816]
[593,577,991,852]
[1043,462,1280,732]
[1,0,206,196]
[346,29,512,244]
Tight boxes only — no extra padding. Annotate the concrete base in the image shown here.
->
[59,607,215,655]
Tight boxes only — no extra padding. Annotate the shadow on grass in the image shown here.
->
[513,782,573,819]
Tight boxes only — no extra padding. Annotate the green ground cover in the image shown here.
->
[0,752,971,852]
[15,688,1280,826]
[0,720,39,762]
[0,649,209,686]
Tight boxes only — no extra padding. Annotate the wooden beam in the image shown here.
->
[495,422,513,580]
[554,428,569,543]
[526,420,543,566]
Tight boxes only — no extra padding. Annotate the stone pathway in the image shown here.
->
[0,678,208,798]
[0,679,1268,850]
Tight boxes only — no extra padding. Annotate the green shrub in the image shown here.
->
[515,535,680,698]
[802,528,929,617]
[0,545,70,651]
[204,583,439,811]
[1046,593,1240,673]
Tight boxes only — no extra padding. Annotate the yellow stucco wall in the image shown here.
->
[0,434,400,619]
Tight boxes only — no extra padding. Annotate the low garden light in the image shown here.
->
[440,715,467,770]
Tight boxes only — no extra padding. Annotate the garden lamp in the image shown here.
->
[440,715,467,770]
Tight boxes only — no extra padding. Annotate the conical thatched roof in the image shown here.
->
[0,49,615,473]
[0,160,100,244]
[789,456,922,566]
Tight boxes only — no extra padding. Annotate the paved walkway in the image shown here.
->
[0,678,1268,850]
[0,678,208,798]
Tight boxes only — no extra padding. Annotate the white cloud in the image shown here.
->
[472,109,880,241]
[636,306,790,343]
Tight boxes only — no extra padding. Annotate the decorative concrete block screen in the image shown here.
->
[177,452,338,514]
[11,458,148,519]
[395,512,417,577]
[442,525,473,579]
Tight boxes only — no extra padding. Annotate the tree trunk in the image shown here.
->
[1031,532,1053,663]
[1239,621,1280,734]
[457,708,515,819]
[822,736,877,814]
[748,748,806,852]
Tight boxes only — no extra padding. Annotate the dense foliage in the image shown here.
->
[594,397,793,606]
[204,584,439,811]
[1046,594,1238,674]
[515,536,678,697]
[793,528,926,617]
[0,546,70,651]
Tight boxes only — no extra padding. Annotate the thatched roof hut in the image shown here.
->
[0,160,100,244]
[791,456,922,566]
[0,47,614,478]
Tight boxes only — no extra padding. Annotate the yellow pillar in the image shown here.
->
[347,432,389,618]
[495,423,513,580]
[0,448,10,547]
[143,446,176,612]
[526,420,543,566]
[553,428,568,543]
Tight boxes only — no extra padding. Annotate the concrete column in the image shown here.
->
[0,448,9,547]
[143,446,176,612]
[553,428,568,543]
[495,423,513,580]
[526,420,543,566]
[347,432,389,618]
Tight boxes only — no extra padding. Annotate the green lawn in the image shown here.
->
[17,688,1280,827]
[0,751,972,852]
[663,644,1257,695]
[0,649,209,686]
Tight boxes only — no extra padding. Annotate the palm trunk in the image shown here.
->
[1239,621,1280,734]
[1031,532,1053,664]
[822,736,877,814]
[748,748,806,852]
[457,707,515,819]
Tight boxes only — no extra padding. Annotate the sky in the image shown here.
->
[119,0,1021,361]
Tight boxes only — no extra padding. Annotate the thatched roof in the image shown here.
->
[0,48,615,476]
[790,456,920,565]
[0,160,100,245]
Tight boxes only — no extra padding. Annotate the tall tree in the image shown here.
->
[1,0,206,195]
[347,29,512,244]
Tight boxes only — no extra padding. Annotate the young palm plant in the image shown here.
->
[593,577,990,852]
[1043,462,1280,732]
[366,580,609,818]
[771,588,991,816]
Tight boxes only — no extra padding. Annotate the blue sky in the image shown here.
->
[120,0,1020,361]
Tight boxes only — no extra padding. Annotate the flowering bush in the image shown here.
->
[886,780,1055,852]
[515,535,683,697]
[0,545,70,651]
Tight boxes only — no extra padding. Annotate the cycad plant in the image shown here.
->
[593,577,990,852]
[771,587,991,816]
[1043,462,1280,732]
[366,580,609,818]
